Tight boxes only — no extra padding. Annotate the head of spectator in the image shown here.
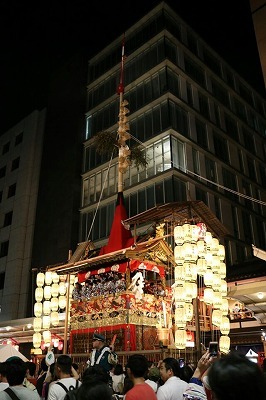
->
[0,362,8,383]
[55,355,72,379]
[207,351,266,400]
[159,357,181,383]
[76,380,113,400]
[25,361,36,378]
[113,364,124,376]
[39,357,48,374]
[126,354,149,381]
[5,357,27,386]
[82,365,110,384]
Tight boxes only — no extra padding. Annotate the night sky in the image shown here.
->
[0,0,264,133]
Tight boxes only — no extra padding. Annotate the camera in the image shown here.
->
[209,341,219,357]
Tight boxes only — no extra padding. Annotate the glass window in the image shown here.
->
[242,211,253,244]
[15,132,23,146]
[7,183,16,198]
[0,272,5,290]
[222,168,238,201]
[192,149,200,176]
[2,142,10,155]
[195,187,208,205]
[246,156,256,181]
[11,157,20,171]
[213,132,229,163]
[171,137,185,172]
[195,119,208,149]
[242,180,253,209]
[231,206,239,238]
[214,196,221,220]
[184,54,206,87]
[4,211,13,227]
[0,166,6,179]
[242,127,255,154]
[205,157,217,189]
[198,92,209,120]
[224,113,239,141]
[211,78,229,107]
[0,241,9,258]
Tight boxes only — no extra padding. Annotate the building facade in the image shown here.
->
[81,3,266,273]
[0,110,46,321]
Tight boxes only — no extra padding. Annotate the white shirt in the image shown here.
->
[157,376,188,400]
[145,379,158,392]
[47,378,81,400]
[0,386,40,400]
[0,383,9,392]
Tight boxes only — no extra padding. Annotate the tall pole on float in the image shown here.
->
[117,35,131,193]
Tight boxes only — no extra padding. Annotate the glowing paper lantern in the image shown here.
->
[51,284,59,298]
[33,318,42,332]
[59,295,66,309]
[174,226,184,245]
[43,330,51,345]
[42,315,51,330]
[59,282,67,296]
[220,317,230,335]
[44,286,52,300]
[34,302,42,317]
[50,297,59,312]
[33,333,42,348]
[36,273,44,288]
[52,272,59,283]
[212,309,222,327]
[175,329,187,349]
[43,300,51,315]
[45,271,52,285]
[35,288,43,302]
[51,311,59,326]
[219,335,230,354]
[204,288,214,305]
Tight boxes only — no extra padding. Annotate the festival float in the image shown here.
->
[31,42,232,361]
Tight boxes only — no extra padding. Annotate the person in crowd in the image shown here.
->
[0,363,9,392]
[47,355,81,400]
[111,363,125,395]
[25,362,37,387]
[82,365,110,385]
[42,362,57,400]
[125,354,157,400]
[76,379,113,400]
[86,333,117,374]
[0,357,40,400]
[207,351,266,400]
[36,358,49,397]
[157,357,188,400]
[262,358,266,382]
[144,361,158,392]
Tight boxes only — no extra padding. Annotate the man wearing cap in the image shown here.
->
[87,333,117,373]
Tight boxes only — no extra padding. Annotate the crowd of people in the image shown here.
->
[0,338,265,400]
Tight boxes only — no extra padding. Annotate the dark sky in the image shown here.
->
[0,0,264,133]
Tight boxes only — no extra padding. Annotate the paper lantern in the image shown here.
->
[185,303,193,321]
[42,315,51,330]
[36,273,44,288]
[59,282,67,296]
[175,307,186,328]
[212,309,222,327]
[213,291,222,309]
[220,280,227,297]
[52,272,59,283]
[197,258,207,275]
[43,300,51,315]
[44,286,52,300]
[34,302,42,317]
[35,287,43,302]
[204,270,213,287]
[51,311,59,327]
[50,297,59,312]
[43,330,51,345]
[58,341,63,351]
[219,335,230,354]
[51,284,59,298]
[59,295,66,309]
[220,262,226,279]
[174,285,186,302]
[174,246,184,265]
[33,317,42,332]
[174,226,184,245]
[175,329,187,349]
[70,275,76,285]
[204,288,214,305]
[220,316,230,335]
[218,244,225,260]
[183,224,192,242]
[221,298,229,315]
[45,271,52,285]
[212,274,221,291]
[205,231,213,247]
[33,333,42,348]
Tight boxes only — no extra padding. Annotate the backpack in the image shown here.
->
[56,380,79,400]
